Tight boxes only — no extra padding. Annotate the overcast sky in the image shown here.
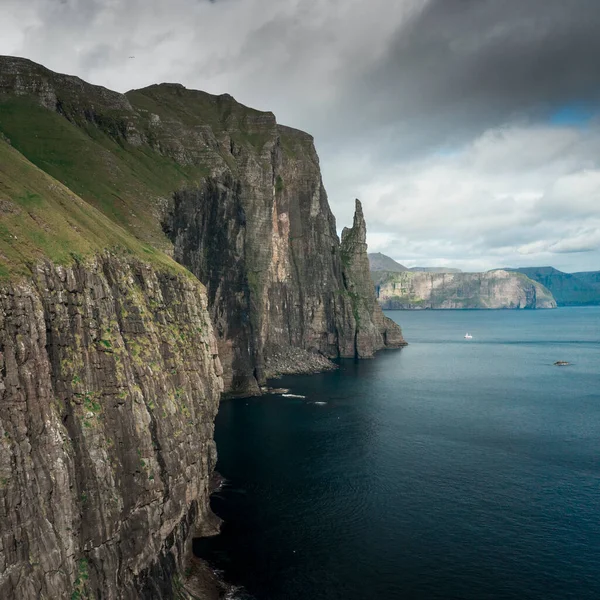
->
[2,0,600,272]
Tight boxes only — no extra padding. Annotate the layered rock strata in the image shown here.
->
[0,55,407,600]
[0,256,223,599]
[340,200,408,352]
[165,178,407,396]
[0,55,406,396]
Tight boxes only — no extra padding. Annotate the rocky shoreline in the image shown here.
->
[264,346,338,379]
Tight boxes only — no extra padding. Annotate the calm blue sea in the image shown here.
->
[196,308,600,600]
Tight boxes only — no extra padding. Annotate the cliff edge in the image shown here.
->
[0,55,406,599]
[0,55,405,396]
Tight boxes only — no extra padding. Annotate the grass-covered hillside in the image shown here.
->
[506,267,600,306]
[0,55,313,265]
[0,137,184,280]
[0,92,207,252]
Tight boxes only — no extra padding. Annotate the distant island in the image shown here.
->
[369,253,556,309]
[504,267,600,306]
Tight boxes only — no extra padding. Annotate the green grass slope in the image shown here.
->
[0,55,324,287]
[0,56,311,259]
[507,267,600,306]
[0,137,184,280]
[0,96,200,251]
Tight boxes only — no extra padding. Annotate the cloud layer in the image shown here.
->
[2,0,600,271]
[357,122,600,271]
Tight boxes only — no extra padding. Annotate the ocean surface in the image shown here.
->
[195,308,600,600]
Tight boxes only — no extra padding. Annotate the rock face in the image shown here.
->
[0,55,406,397]
[159,138,407,395]
[374,270,557,309]
[0,256,223,599]
[340,201,407,353]
[165,186,406,395]
[0,55,407,599]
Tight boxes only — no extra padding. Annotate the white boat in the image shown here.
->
[464,333,473,339]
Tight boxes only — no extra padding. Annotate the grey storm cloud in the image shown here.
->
[1,0,600,271]
[325,0,600,154]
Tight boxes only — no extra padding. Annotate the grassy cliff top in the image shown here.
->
[0,56,328,284]
[0,137,185,280]
[0,94,202,250]
[0,56,321,259]
[127,83,274,128]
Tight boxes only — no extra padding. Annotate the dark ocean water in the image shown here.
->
[195,308,600,600]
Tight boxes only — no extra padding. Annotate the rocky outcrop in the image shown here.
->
[0,255,223,599]
[0,55,406,397]
[161,138,406,395]
[340,201,407,353]
[374,269,557,309]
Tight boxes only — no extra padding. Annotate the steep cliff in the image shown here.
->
[0,258,223,600]
[0,55,405,396]
[0,55,406,598]
[164,163,406,394]
[373,270,556,309]
[340,201,407,353]
[0,136,225,599]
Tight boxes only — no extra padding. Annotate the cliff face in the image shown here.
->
[0,56,405,396]
[340,201,407,353]
[164,163,406,395]
[374,270,557,309]
[125,90,407,394]
[0,132,224,598]
[0,256,223,599]
[0,55,406,599]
